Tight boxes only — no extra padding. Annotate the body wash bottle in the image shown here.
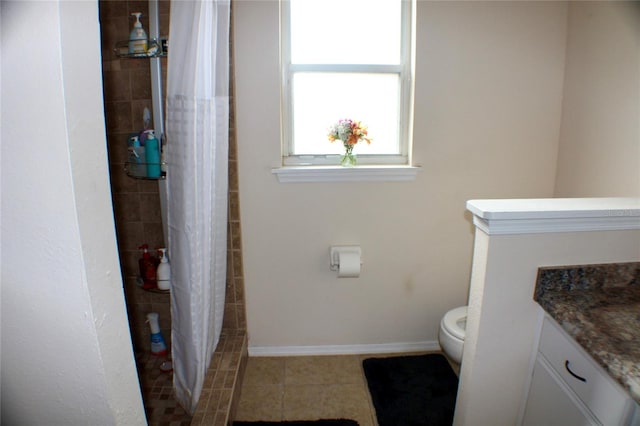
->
[156,248,171,291]
[128,12,148,54]
[145,130,161,178]
[129,136,146,177]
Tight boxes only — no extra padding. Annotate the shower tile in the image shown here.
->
[121,56,151,70]
[99,17,128,60]
[137,178,160,193]
[99,1,128,18]
[105,101,133,133]
[135,351,192,425]
[213,370,230,390]
[113,193,142,222]
[219,388,233,409]
[224,370,238,389]
[230,223,242,249]
[219,350,236,372]
[228,162,239,191]
[127,1,149,17]
[103,69,131,102]
[234,278,245,302]
[158,0,170,15]
[223,304,238,330]
[232,251,243,279]
[236,305,247,330]
[142,222,165,249]
[225,279,236,303]
[107,132,132,165]
[140,193,162,222]
[226,223,234,252]
[130,68,152,100]
[120,250,140,279]
[229,194,240,227]
[158,15,170,36]
[151,301,171,324]
[101,2,247,424]
[115,220,144,251]
[110,167,140,194]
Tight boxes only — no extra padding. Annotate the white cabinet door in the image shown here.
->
[523,356,599,426]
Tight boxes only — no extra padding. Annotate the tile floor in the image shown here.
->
[136,351,192,426]
[235,353,453,426]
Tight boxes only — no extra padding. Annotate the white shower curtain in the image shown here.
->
[165,0,230,415]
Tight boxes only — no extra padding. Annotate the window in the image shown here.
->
[280,0,415,167]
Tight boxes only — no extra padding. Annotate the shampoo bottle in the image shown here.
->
[145,130,161,178]
[156,248,171,291]
[128,13,148,54]
[146,312,168,356]
[129,136,146,177]
[138,244,157,289]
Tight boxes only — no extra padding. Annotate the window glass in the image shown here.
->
[292,73,400,155]
[290,0,402,65]
[282,0,413,165]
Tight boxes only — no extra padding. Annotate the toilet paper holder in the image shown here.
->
[329,246,362,271]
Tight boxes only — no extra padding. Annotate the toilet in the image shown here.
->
[438,306,468,364]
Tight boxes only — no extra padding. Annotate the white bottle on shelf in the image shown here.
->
[128,12,148,54]
[156,248,171,291]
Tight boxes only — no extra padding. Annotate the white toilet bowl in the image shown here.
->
[438,306,467,364]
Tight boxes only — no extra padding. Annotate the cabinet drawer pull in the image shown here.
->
[565,360,587,382]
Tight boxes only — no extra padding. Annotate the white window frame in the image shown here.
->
[279,0,416,168]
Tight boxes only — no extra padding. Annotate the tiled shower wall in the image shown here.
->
[100,0,171,354]
[99,0,246,378]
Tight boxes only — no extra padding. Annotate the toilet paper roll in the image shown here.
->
[338,252,361,278]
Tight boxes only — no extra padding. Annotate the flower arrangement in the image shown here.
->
[327,119,371,166]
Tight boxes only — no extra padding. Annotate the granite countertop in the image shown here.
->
[534,262,640,404]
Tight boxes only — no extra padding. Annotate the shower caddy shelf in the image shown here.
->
[135,277,169,294]
[113,38,168,59]
[124,161,167,180]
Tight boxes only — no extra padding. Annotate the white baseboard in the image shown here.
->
[248,340,441,357]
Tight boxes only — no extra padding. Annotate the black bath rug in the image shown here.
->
[234,420,358,426]
[362,354,458,426]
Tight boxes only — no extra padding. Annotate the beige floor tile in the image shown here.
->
[235,384,283,422]
[243,357,285,386]
[282,384,327,420]
[285,355,364,385]
[322,384,376,426]
[236,354,390,425]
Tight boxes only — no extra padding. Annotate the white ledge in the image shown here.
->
[272,165,420,183]
[466,197,640,235]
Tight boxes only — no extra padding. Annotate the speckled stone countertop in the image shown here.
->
[534,262,640,404]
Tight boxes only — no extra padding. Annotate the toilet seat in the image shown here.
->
[442,306,467,341]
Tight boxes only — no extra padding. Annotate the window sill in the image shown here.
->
[271,165,420,183]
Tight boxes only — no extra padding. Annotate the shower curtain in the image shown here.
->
[165,0,230,415]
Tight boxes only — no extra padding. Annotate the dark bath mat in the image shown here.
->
[363,354,458,426]
[234,420,359,426]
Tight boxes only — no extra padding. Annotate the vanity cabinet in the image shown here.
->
[523,317,639,426]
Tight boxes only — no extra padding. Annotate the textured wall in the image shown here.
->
[235,1,568,351]
[1,1,145,423]
[554,1,640,197]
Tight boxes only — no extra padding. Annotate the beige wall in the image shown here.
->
[235,1,568,350]
[554,2,640,197]
[1,1,145,423]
